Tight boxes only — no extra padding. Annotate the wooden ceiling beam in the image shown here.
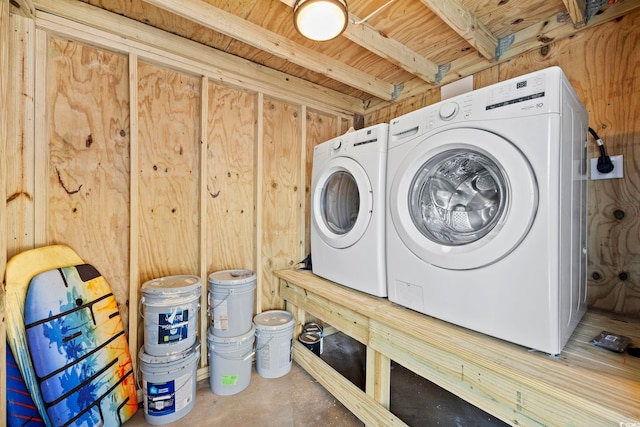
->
[279,0,441,84]
[142,0,398,101]
[345,20,441,84]
[419,0,499,61]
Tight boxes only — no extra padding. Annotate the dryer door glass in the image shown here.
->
[322,171,360,235]
[409,149,506,245]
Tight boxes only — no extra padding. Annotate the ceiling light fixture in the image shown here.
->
[293,0,349,42]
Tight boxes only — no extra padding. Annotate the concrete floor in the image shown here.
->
[126,332,508,426]
[126,355,362,427]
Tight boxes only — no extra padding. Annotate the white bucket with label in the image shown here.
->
[253,310,295,379]
[208,270,256,337]
[139,340,200,426]
[207,325,255,396]
[141,275,201,356]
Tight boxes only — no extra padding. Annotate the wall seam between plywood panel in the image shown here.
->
[8,15,36,254]
[33,28,48,246]
[298,105,307,263]
[199,75,209,369]
[128,53,140,373]
[255,93,264,313]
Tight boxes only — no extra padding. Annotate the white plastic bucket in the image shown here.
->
[253,310,295,379]
[141,275,201,356]
[208,269,256,337]
[207,325,255,396]
[139,340,200,425]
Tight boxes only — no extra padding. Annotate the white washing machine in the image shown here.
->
[386,67,588,354]
[311,124,389,297]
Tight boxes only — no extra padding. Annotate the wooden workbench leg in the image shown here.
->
[285,300,306,336]
[365,346,391,409]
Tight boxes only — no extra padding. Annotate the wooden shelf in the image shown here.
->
[276,269,640,426]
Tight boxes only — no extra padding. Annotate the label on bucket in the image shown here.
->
[221,375,238,386]
[146,380,176,416]
[157,310,189,344]
[213,299,229,331]
[259,338,293,370]
[145,372,195,418]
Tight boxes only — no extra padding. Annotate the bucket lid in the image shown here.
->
[139,339,201,364]
[208,325,256,344]
[303,322,323,334]
[253,310,295,331]
[208,269,256,286]
[141,275,201,294]
[298,332,321,345]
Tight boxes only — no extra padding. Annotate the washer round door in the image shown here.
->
[389,127,538,270]
[312,157,373,249]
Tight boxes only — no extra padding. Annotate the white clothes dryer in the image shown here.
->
[311,124,389,297]
[386,67,588,354]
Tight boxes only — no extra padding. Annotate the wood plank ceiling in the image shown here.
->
[15,0,640,112]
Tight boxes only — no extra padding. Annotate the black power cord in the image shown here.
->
[628,347,640,358]
[588,127,614,174]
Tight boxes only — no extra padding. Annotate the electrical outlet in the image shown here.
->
[590,155,624,180]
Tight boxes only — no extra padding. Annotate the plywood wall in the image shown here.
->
[206,84,256,274]
[137,62,202,282]
[365,9,640,318]
[47,37,132,325]
[260,97,303,310]
[3,11,351,367]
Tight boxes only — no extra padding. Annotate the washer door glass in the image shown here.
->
[389,127,537,270]
[322,171,359,235]
[312,157,373,249]
[409,149,506,246]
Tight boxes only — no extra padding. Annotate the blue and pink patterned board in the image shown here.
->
[5,245,85,426]
[24,264,138,426]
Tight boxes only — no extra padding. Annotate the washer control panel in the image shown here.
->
[486,73,546,111]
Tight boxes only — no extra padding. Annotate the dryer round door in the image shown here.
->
[389,127,538,270]
[312,157,373,249]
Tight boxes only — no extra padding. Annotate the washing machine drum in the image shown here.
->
[389,128,538,270]
[409,149,506,246]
